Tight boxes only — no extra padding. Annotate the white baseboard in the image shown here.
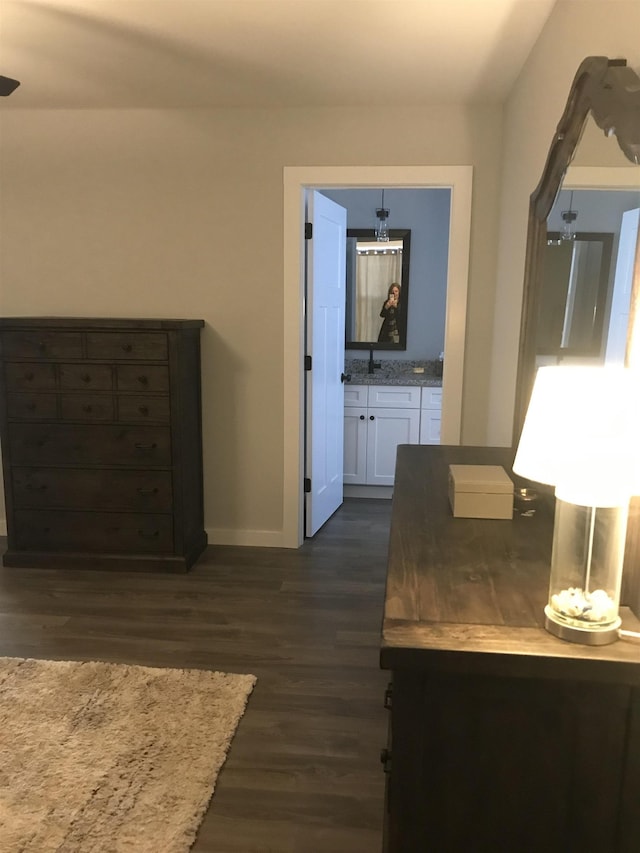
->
[205,527,287,548]
[344,485,394,500]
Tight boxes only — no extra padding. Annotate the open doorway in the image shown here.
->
[283,166,473,547]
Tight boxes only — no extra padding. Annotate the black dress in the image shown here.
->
[378,302,399,344]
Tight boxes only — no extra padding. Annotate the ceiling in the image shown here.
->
[1,0,558,109]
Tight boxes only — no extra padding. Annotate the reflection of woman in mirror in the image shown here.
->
[378,283,401,344]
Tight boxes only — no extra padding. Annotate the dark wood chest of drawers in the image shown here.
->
[0,318,207,572]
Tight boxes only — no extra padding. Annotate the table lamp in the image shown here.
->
[513,365,640,645]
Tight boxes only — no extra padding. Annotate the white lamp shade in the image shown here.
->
[513,365,640,506]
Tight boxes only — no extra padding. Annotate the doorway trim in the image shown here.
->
[283,165,473,547]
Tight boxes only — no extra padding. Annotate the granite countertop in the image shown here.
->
[344,358,443,387]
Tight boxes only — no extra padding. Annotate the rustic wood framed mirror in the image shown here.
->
[513,56,640,609]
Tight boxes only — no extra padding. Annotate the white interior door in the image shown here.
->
[606,208,640,364]
[305,191,347,536]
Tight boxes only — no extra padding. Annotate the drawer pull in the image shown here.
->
[82,405,93,413]
[38,342,47,352]
[137,487,159,496]
[82,374,92,383]
[380,748,392,773]
[134,442,157,451]
[369,415,375,420]
[138,529,160,539]
[24,372,34,382]
[26,403,36,411]
[26,483,47,491]
[122,343,133,353]
[137,375,149,386]
[359,415,365,420]
[138,406,149,416]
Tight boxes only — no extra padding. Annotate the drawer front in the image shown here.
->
[367,385,421,409]
[116,365,170,393]
[7,393,57,420]
[421,387,443,410]
[9,423,171,466]
[12,467,173,512]
[344,384,368,407]
[14,509,174,553]
[118,395,170,423]
[86,332,168,361]
[60,394,115,421]
[2,331,83,360]
[5,363,56,391]
[59,363,113,390]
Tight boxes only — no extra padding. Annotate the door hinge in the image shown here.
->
[305,355,312,371]
[305,222,313,240]
[304,478,311,493]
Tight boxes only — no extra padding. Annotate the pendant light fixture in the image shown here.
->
[560,190,578,241]
[375,189,390,242]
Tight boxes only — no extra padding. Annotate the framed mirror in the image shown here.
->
[345,228,411,350]
[537,231,613,357]
[513,56,640,610]
[514,57,640,443]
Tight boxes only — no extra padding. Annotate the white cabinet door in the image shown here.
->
[420,410,442,445]
[343,407,368,485]
[366,407,420,486]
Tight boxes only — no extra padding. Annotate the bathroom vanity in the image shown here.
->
[381,444,640,852]
[343,360,442,487]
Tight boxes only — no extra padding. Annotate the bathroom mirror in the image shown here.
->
[537,231,613,357]
[345,228,411,350]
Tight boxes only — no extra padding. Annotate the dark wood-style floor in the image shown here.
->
[0,498,392,853]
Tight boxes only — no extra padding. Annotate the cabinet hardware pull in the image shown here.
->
[24,372,34,381]
[139,406,149,415]
[380,748,392,773]
[137,487,159,495]
[370,415,375,420]
[82,374,92,383]
[137,376,148,385]
[26,483,47,491]
[82,405,93,413]
[38,342,47,351]
[134,442,157,451]
[138,529,160,539]
[26,403,36,411]
[359,415,365,420]
[122,343,133,352]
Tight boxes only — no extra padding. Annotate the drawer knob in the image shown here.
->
[359,415,365,420]
[380,748,392,773]
[137,375,149,385]
[369,415,375,420]
[122,343,133,353]
[26,403,36,411]
[24,372,34,382]
[82,374,92,383]
[139,406,149,416]
[134,442,157,451]
[138,529,160,539]
[82,405,93,413]
[137,487,159,496]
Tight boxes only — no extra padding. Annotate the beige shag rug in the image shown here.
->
[0,657,256,852]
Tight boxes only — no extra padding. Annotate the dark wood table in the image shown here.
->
[380,444,640,853]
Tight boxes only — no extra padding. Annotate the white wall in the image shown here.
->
[0,103,502,543]
[488,0,640,447]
